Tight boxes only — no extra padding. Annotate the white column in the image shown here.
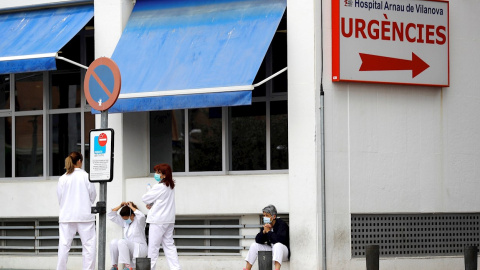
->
[94,1,134,269]
[287,0,323,269]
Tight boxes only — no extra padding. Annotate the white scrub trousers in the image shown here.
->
[57,222,96,270]
[245,242,289,266]
[148,223,180,270]
[110,239,137,267]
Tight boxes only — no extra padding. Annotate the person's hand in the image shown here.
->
[146,204,152,210]
[263,223,272,234]
[120,202,127,207]
[127,202,133,208]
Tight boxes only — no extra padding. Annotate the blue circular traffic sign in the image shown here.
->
[84,57,121,111]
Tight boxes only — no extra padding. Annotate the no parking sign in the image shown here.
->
[84,57,121,111]
[89,128,114,182]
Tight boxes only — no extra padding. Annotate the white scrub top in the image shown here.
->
[57,168,96,223]
[108,209,148,257]
[142,183,176,224]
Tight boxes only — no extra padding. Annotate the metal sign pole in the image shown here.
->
[83,57,120,270]
[98,110,108,270]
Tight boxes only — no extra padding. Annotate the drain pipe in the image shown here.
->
[320,84,326,270]
[319,0,327,267]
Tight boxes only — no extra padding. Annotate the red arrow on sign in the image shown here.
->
[359,52,430,78]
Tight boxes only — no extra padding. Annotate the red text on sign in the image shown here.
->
[341,15,446,45]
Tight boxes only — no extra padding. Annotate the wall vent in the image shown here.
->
[351,213,480,257]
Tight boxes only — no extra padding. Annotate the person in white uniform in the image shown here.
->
[57,151,97,270]
[142,163,181,270]
[108,201,148,270]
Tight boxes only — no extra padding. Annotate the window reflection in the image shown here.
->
[270,101,288,169]
[15,73,43,111]
[0,75,10,110]
[231,103,266,170]
[272,33,288,94]
[15,115,43,177]
[0,117,12,177]
[150,110,185,172]
[51,72,81,109]
[84,112,95,174]
[189,108,222,172]
[49,113,81,176]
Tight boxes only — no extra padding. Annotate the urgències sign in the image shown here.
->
[332,0,449,86]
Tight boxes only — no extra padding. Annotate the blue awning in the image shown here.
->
[0,5,93,74]
[109,0,286,113]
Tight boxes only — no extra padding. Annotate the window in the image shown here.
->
[149,14,288,173]
[0,19,94,179]
[188,108,223,172]
[230,103,266,170]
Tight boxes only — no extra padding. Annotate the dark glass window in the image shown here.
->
[0,75,10,110]
[231,103,266,171]
[49,113,81,176]
[15,115,43,177]
[189,108,222,172]
[270,101,288,169]
[50,72,81,109]
[0,117,12,177]
[150,110,185,172]
[15,73,43,111]
[272,33,288,93]
[84,112,95,174]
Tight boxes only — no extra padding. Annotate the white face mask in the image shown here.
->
[263,216,271,224]
[124,218,132,225]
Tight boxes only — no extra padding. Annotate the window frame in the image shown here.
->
[150,45,289,176]
[0,24,94,181]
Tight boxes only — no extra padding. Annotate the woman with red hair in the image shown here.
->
[142,163,180,270]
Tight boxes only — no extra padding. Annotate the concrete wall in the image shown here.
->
[287,0,323,269]
[323,0,480,269]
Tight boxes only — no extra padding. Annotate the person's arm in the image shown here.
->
[108,202,127,227]
[133,209,146,225]
[85,173,97,204]
[111,202,126,212]
[255,227,268,244]
[57,179,64,205]
[267,220,289,245]
[127,201,137,212]
[142,184,164,205]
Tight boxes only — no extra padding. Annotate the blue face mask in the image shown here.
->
[263,216,271,224]
[154,173,161,182]
[124,218,132,226]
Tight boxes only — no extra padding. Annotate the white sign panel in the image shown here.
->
[89,128,114,182]
[332,0,449,86]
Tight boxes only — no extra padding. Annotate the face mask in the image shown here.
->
[124,218,132,226]
[154,173,161,182]
[263,216,271,224]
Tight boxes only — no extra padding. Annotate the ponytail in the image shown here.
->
[65,156,74,174]
[65,151,83,175]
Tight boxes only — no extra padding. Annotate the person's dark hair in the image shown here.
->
[153,163,175,189]
[119,202,138,217]
[65,151,83,175]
